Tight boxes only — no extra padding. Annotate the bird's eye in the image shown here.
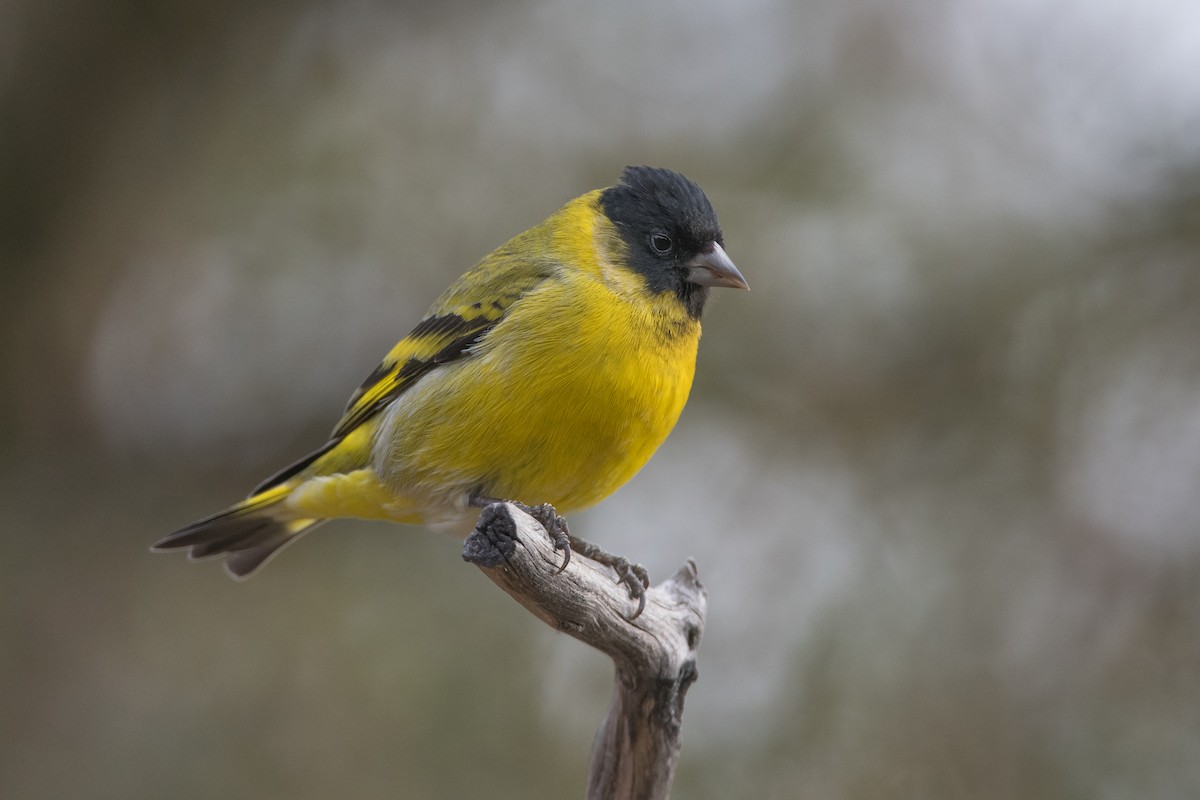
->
[650,233,674,255]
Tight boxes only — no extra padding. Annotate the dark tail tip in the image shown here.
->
[154,512,321,579]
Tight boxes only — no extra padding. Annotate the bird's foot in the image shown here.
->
[564,534,651,620]
[513,502,572,573]
[470,497,650,620]
[471,496,573,571]
[520,503,650,619]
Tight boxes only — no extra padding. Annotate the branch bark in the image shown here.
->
[462,503,707,800]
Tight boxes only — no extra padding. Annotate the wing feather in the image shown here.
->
[332,251,558,439]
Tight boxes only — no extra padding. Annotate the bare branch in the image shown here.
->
[463,503,707,800]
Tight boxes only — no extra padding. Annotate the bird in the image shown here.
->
[153,166,747,589]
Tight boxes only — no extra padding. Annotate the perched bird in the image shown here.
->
[154,166,747,584]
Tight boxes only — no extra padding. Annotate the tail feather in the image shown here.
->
[153,485,323,579]
[223,519,325,579]
[185,517,278,559]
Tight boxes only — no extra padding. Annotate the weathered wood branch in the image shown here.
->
[462,503,707,800]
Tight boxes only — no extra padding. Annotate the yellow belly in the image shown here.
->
[373,274,700,522]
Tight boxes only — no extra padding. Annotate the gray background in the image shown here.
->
[5,1,1200,797]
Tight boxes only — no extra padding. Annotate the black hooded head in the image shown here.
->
[599,166,728,319]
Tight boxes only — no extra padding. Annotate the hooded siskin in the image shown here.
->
[154,166,747,577]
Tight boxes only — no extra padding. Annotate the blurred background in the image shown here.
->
[5,0,1200,797]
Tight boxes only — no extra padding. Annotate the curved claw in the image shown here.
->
[516,502,572,573]
[627,581,648,620]
[554,535,572,574]
[611,557,650,620]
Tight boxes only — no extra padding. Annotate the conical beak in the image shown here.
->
[686,242,749,290]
